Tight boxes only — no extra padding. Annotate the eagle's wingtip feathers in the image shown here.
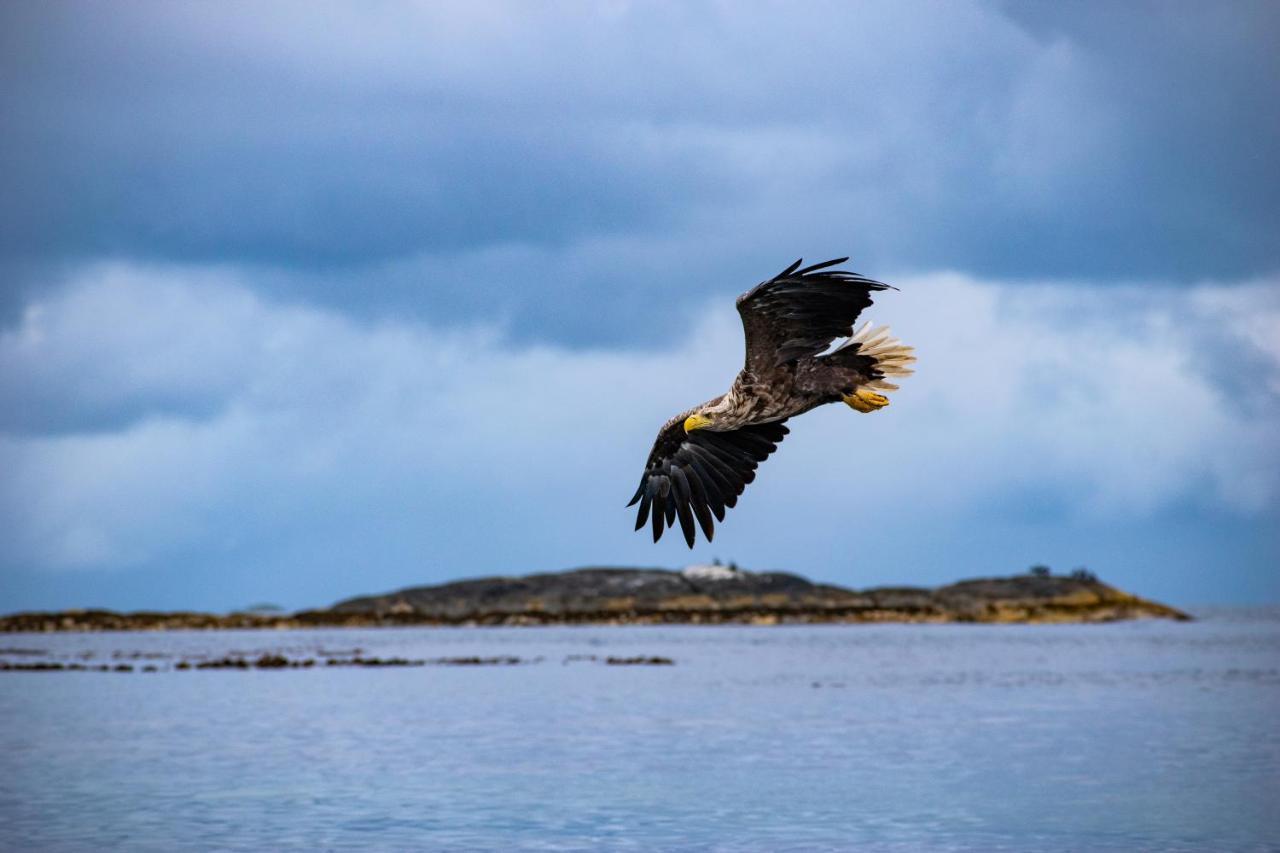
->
[794,257,850,276]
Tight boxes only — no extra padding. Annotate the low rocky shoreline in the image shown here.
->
[0,566,1190,632]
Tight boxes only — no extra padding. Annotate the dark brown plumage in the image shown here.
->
[627,257,915,547]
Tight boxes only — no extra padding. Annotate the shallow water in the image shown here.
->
[1,610,1277,851]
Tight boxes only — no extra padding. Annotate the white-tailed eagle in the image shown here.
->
[628,258,915,547]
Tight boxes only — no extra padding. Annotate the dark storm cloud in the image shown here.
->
[2,1,1277,341]
[992,0,1280,271]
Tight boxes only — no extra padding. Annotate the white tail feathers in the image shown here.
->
[846,321,916,391]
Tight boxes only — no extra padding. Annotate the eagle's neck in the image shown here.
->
[706,372,793,430]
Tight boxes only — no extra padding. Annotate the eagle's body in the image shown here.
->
[628,257,915,547]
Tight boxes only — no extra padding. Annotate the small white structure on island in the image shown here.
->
[681,563,746,581]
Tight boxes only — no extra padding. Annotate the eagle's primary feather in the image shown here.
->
[627,257,915,547]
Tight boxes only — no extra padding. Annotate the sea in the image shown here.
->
[1,608,1277,852]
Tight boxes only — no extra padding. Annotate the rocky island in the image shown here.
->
[0,565,1189,632]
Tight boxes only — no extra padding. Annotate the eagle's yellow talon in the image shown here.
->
[844,390,890,413]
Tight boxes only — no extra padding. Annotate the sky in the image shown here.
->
[1,0,1277,612]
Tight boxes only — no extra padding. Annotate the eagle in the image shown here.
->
[627,257,915,547]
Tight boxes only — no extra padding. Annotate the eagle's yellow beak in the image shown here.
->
[684,413,713,433]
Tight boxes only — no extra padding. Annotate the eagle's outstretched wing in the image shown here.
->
[626,417,789,547]
[737,257,892,370]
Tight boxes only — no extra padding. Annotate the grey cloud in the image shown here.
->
[0,266,259,434]
[2,1,1277,343]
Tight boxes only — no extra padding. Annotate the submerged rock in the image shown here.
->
[605,656,675,666]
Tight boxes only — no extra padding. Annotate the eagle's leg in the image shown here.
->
[844,389,889,413]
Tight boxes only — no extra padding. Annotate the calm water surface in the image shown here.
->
[1,609,1277,851]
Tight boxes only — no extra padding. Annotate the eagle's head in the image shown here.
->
[683,397,736,433]
[683,412,714,433]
